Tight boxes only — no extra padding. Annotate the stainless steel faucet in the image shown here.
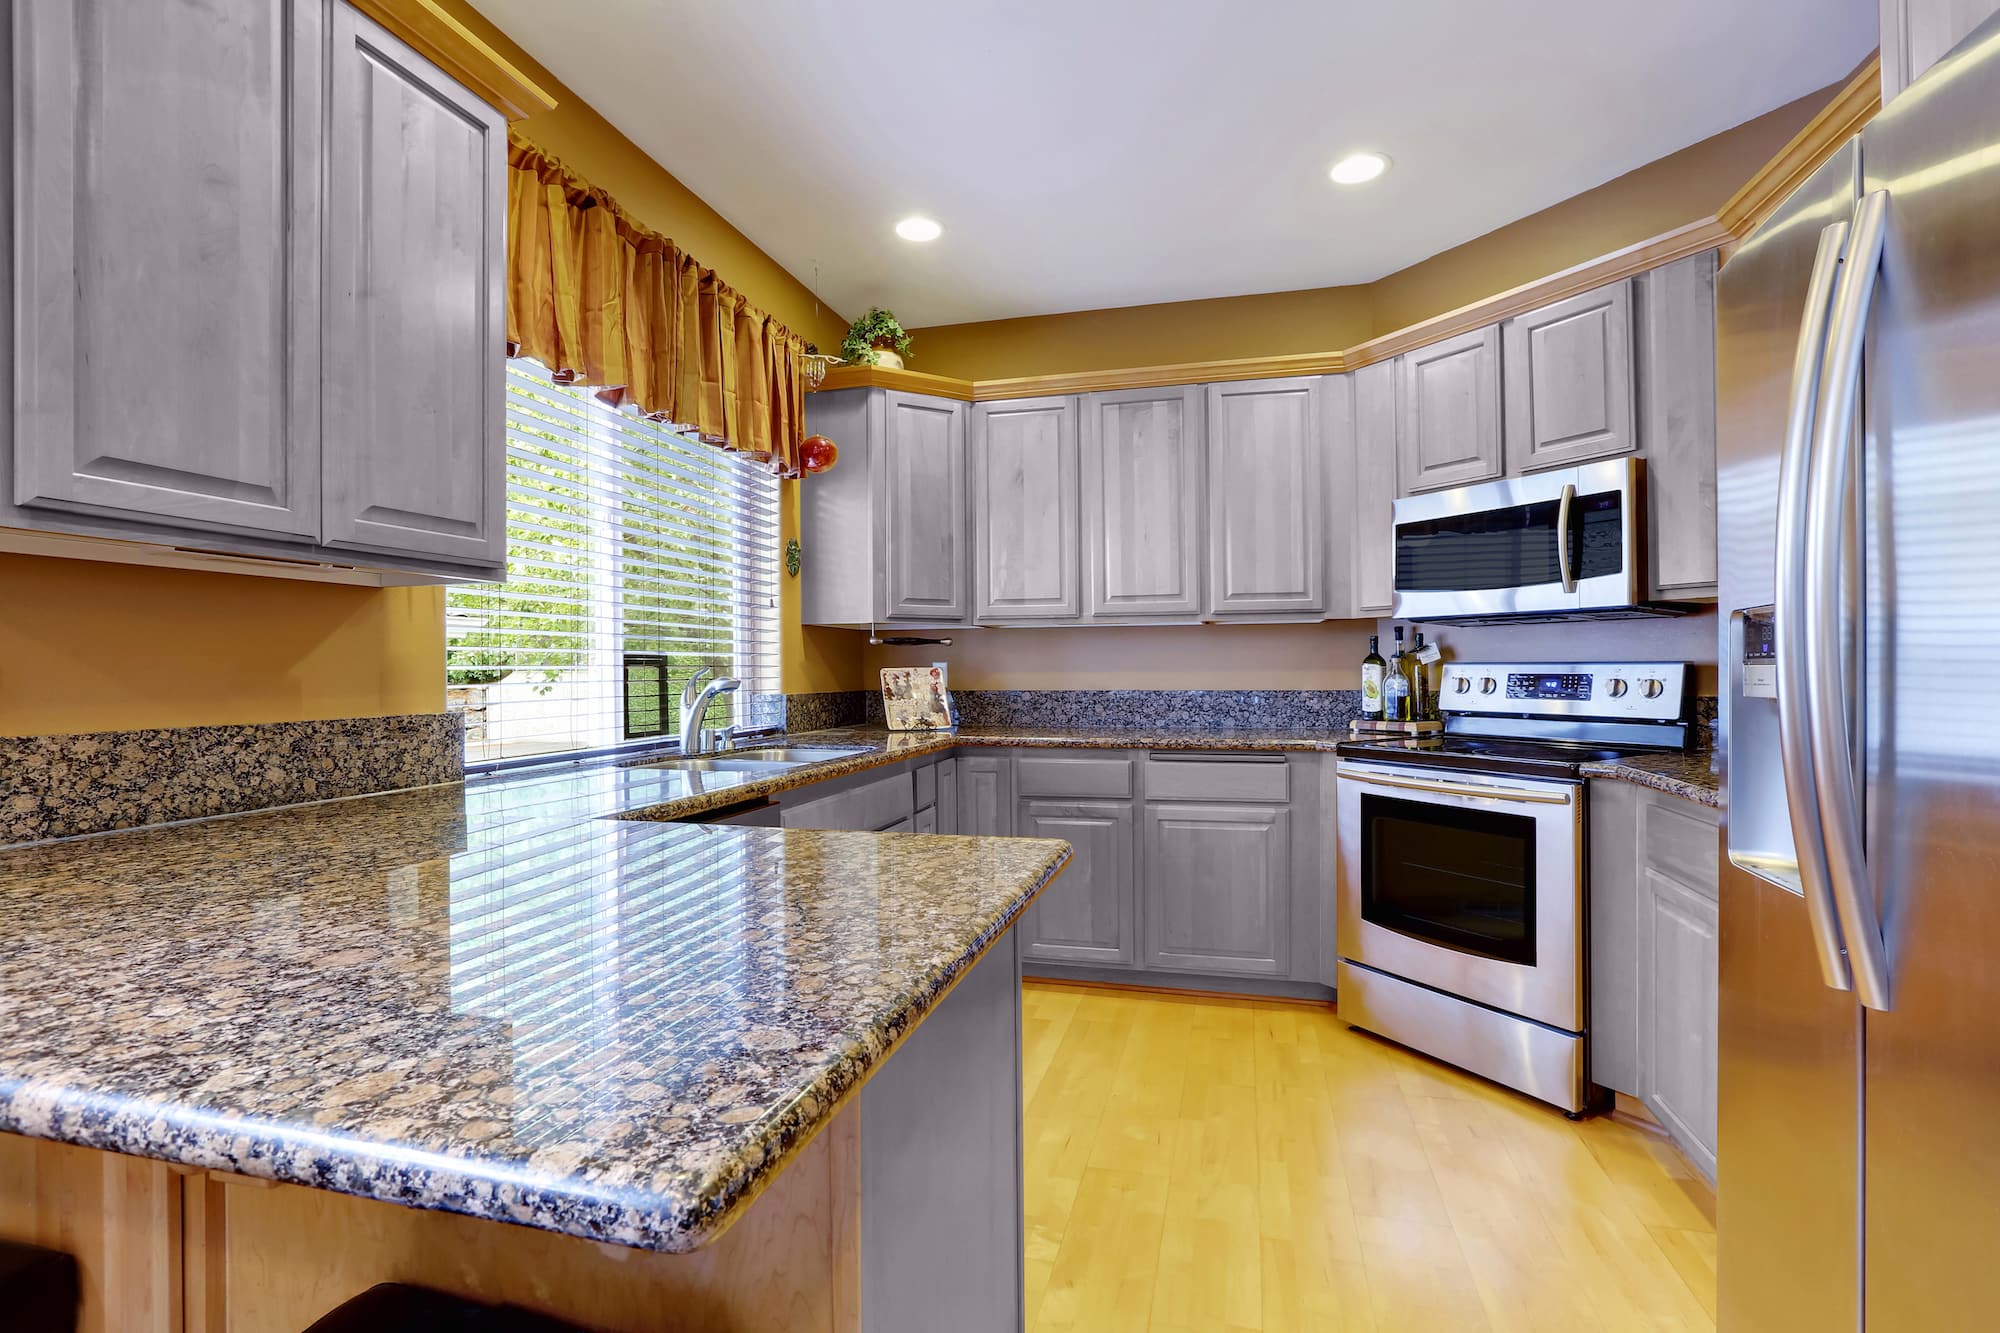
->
[679,667,742,755]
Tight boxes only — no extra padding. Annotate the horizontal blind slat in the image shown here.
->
[449,360,784,763]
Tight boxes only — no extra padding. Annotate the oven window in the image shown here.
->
[1360,793,1536,965]
[1394,489,1623,591]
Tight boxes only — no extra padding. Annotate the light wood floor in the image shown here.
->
[1022,981,1716,1333]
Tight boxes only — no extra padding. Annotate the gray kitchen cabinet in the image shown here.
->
[884,391,971,621]
[956,754,1014,836]
[1349,362,1399,615]
[1636,251,1719,599]
[913,806,937,834]
[781,768,916,831]
[801,388,970,626]
[1018,800,1137,966]
[971,395,1080,622]
[1502,280,1636,473]
[1078,385,1206,620]
[1396,325,1503,494]
[1882,0,2000,101]
[1643,867,1718,1178]
[322,2,506,568]
[1142,801,1292,977]
[1590,779,1719,1178]
[3,0,507,584]
[12,0,324,540]
[1204,377,1327,617]
[936,757,960,834]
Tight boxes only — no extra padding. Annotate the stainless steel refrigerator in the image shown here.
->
[1717,17,2000,1331]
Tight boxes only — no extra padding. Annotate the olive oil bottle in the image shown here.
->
[1361,635,1386,721]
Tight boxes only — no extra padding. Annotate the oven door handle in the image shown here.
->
[1556,482,1577,593]
[1335,765,1574,806]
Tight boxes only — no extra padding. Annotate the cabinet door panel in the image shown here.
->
[1205,378,1326,617]
[973,396,1079,621]
[936,757,960,834]
[881,392,969,620]
[1643,869,1719,1177]
[13,0,322,537]
[1080,386,1205,618]
[956,755,1013,836]
[1396,326,1503,493]
[1503,281,1635,472]
[1639,251,1719,598]
[323,4,505,566]
[1019,800,1136,966]
[1143,802,1291,976]
[1351,361,1399,614]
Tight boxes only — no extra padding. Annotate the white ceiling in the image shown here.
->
[470,0,1877,328]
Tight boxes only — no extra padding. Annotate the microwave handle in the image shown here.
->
[1555,483,1576,593]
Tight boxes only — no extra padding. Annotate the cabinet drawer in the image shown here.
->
[915,762,938,810]
[854,771,917,831]
[1016,755,1135,799]
[1643,793,1719,897]
[1143,754,1289,802]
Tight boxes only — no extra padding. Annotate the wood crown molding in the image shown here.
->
[349,0,558,121]
[809,59,1880,403]
[1718,53,1881,243]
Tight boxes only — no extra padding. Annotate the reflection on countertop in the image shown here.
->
[0,789,1068,1253]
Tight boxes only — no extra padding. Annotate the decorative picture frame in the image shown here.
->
[880,666,954,731]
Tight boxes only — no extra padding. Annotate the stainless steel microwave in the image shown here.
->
[1390,458,1661,622]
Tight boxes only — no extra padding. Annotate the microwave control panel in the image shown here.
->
[1438,661,1689,722]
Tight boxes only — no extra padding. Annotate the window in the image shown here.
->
[447,359,782,765]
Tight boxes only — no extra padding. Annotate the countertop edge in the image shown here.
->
[0,836,1074,1255]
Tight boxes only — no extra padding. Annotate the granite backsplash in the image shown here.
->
[862,688,1366,732]
[0,713,463,847]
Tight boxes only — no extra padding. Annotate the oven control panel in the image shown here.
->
[1438,661,1689,722]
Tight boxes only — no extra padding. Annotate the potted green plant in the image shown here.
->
[841,307,914,370]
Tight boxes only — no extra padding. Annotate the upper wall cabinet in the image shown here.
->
[1635,251,1719,599]
[1079,386,1205,621]
[801,387,971,626]
[4,0,509,584]
[1501,280,1636,473]
[972,395,1080,622]
[1349,362,1399,615]
[322,4,506,568]
[1205,377,1326,618]
[12,0,324,540]
[1396,325,1503,494]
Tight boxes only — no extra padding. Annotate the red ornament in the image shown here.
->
[802,434,839,473]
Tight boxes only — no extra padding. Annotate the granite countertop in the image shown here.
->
[1578,749,1722,808]
[0,790,1069,1252]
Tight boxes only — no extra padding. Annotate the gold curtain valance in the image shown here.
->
[505,135,808,478]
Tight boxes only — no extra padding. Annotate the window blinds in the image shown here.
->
[447,359,782,765]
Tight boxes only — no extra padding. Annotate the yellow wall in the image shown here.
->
[0,556,444,737]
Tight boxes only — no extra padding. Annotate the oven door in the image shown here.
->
[1336,761,1583,1031]
[1390,457,1641,620]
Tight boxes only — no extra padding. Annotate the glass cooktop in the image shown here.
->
[1334,732,1678,779]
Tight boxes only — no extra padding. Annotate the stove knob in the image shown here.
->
[1607,678,1629,698]
[1642,678,1666,699]
[1454,676,1473,694]
[1479,676,1498,695]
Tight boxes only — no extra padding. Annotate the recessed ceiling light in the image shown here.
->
[895,215,943,242]
[1329,152,1390,186]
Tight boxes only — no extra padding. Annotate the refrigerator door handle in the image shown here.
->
[1778,218,1858,991]
[1805,187,1893,1011]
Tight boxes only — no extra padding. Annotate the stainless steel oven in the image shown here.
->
[1336,760,1587,1110]
[1391,457,1643,621]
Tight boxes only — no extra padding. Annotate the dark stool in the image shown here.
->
[0,1239,80,1333]
[303,1283,590,1333]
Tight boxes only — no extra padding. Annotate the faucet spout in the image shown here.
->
[679,674,742,755]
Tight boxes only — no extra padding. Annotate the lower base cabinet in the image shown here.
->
[1142,802,1291,977]
[957,755,1015,836]
[1018,800,1136,966]
[1589,780,1720,1178]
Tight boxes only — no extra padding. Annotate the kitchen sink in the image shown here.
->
[620,745,870,774]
